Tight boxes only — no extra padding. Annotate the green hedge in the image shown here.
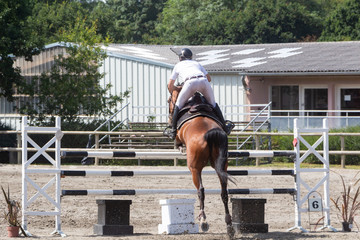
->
[269,126,360,165]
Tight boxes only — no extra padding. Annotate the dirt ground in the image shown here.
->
[0,163,359,239]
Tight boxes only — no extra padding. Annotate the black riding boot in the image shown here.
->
[169,106,180,140]
[213,104,234,135]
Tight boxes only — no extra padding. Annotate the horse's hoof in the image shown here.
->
[227,225,235,239]
[200,221,209,232]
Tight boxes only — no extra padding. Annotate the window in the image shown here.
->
[341,88,360,116]
[271,86,299,116]
[304,89,328,116]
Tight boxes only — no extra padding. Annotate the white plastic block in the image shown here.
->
[158,199,198,234]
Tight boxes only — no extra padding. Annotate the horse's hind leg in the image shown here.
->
[220,179,235,239]
[190,168,209,232]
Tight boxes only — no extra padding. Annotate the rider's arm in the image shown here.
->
[168,79,176,93]
[206,74,211,82]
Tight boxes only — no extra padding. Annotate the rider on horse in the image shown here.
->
[166,48,234,140]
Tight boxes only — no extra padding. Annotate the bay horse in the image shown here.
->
[167,87,235,238]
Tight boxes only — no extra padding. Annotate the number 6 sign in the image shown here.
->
[309,198,323,212]
[308,192,323,212]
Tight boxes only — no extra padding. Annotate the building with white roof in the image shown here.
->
[2,41,360,130]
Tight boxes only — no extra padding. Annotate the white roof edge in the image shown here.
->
[243,71,360,76]
[106,51,174,69]
[44,42,174,69]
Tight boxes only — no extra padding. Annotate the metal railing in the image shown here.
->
[85,102,130,149]
[271,109,360,130]
[237,102,271,150]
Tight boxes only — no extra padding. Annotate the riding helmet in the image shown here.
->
[179,48,193,61]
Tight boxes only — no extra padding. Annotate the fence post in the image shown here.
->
[95,134,99,165]
[340,136,345,168]
[17,132,22,164]
[174,142,177,166]
[255,135,260,167]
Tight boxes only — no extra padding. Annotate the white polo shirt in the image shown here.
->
[170,60,208,83]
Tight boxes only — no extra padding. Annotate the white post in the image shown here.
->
[321,119,337,231]
[53,117,64,235]
[288,118,307,232]
[21,116,30,236]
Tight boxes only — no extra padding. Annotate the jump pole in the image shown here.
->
[61,188,296,196]
[60,150,296,158]
[60,169,295,177]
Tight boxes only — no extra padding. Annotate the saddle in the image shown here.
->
[175,92,223,129]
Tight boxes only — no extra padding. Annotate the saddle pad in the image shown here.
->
[174,91,223,130]
[176,109,223,130]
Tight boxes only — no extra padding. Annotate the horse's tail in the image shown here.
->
[204,128,235,185]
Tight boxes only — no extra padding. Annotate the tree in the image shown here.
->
[229,0,323,44]
[319,0,360,41]
[92,0,166,43]
[0,0,44,101]
[27,0,90,44]
[155,0,323,45]
[18,18,129,122]
[156,0,236,45]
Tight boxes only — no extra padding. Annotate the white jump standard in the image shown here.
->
[21,116,336,236]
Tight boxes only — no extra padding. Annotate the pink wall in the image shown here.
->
[246,75,360,111]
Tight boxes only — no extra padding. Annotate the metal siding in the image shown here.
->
[1,46,246,129]
[161,68,169,122]
[107,59,173,123]
[133,60,140,121]
[131,61,138,122]
[99,57,172,123]
[109,57,116,96]
[212,74,245,122]
[146,66,152,120]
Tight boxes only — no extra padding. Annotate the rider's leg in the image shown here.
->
[176,80,196,109]
[167,81,195,140]
[200,79,234,134]
[169,105,180,140]
[213,104,235,135]
[198,79,216,107]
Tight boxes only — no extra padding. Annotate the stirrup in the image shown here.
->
[224,120,235,135]
[163,127,177,140]
[163,126,171,137]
